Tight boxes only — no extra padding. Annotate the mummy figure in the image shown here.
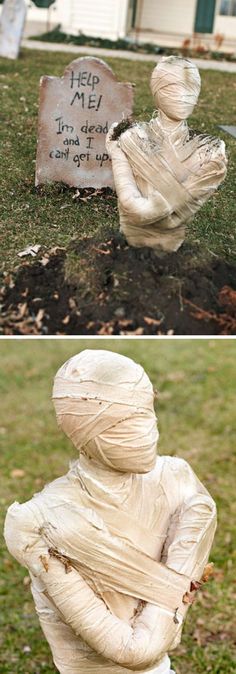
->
[4,350,216,674]
[106,56,227,253]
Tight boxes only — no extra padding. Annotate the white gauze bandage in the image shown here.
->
[53,349,158,473]
[150,56,201,121]
[106,56,227,253]
[4,350,217,674]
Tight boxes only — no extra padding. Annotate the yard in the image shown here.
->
[0,338,236,673]
[0,49,236,335]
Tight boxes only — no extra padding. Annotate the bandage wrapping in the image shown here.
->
[106,56,227,252]
[150,56,201,120]
[4,350,217,674]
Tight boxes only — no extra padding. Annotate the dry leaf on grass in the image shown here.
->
[10,468,25,478]
[218,285,236,311]
[184,298,236,335]
[35,309,45,329]
[167,371,186,382]
[144,316,163,326]
[18,302,28,318]
[201,562,214,583]
[17,245,41,258]
[93,247,111,256]
[40,256,50,267]
[62,315,70,325]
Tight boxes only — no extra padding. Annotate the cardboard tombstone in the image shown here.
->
[35,57,134,189]
[0,0,27,59]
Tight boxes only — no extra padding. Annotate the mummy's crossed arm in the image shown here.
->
[5,477,216,670]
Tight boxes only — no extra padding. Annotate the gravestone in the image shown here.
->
[0,0,27,59]
[219,125,236,139]
[35,57,134,188]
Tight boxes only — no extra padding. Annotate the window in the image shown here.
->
[220,0,236,16]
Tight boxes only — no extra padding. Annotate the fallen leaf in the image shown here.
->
[68,298,76,310]
[72,189,80,200]
[10,468,25,478]
[218,285,236,309]
[49,246,66,255]
[190,580,202,591]
[93,247,111,255]
[40,256,49,267]
[167,371,185,382]
[3,274,15,288]
[22,645,31,653]
[18,245,41,258]
[35,308,45,328]
[201,563,214,583]
[183,591,196,604]
[144,316,162,326]
[40,555,49,572]
[18,302,27,318]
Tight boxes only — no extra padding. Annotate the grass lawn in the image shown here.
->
[0,49,236,335]
[0,338,236,673]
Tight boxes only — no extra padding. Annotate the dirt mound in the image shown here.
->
[1,233,236,335]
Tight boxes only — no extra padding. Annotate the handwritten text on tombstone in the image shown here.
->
[35,57,134,188]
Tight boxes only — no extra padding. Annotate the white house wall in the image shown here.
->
[69,0,129,38]
[25,0,68,27]
[2,0,235,43]
[25,0,129,39]
[213,0,236,39]
[138,0,196,35]
[214,14,236,39]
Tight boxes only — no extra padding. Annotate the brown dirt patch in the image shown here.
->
[1,232,236,335]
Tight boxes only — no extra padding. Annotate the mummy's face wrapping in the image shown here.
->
[53,350,159,474]
[150,56,201,121]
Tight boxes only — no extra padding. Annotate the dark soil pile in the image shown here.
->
[1,233,236,335]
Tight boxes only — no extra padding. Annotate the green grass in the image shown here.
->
[0,47,235,281]
[0,338,236,673]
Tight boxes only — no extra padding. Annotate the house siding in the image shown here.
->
[214,13,236,39]
[23,0,70,28]
[138,0,196,35]
[70,0,127,38]
[25,0,129,39]
[2,0,235,43]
